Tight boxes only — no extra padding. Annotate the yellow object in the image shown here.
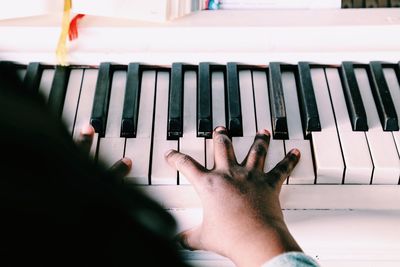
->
[56,0,72,66]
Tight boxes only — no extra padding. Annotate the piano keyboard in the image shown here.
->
[10,61,400,186]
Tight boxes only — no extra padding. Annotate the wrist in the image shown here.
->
[227,220,302,267]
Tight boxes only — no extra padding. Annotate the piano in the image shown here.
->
[1,7,400,267]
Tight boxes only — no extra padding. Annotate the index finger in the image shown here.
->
[165,150,207,186]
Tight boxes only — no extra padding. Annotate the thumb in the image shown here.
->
[176,226,203,251]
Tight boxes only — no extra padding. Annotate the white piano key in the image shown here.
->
[325,68,373,184]
[231,70,258,167]
[383,68,400,157]
[285,140,314,184]
[232,136,254,164]
[206,71,226,170]
[252,70,285,173]
[104,70,127,138]
[179,70,205,184]
[38,69,54,102]
[282,71,315,184]
[90,132,99,160]
[97,71,126,168]
[62,69,84,134]
[72,69,99,159]
[211,71,226,128]
[310,68,344,184]
[151,71,178,185]
[239,70,257,136]
[72,69,98,139]
[125,71,156,184]
[179,138,205,184]
[206,139,214,169]
[97,137,125,168]
[355,68,400,184]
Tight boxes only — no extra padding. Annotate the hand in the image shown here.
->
[165,126,302,267]
[76,124,132,178]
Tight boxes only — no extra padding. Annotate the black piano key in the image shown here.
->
[269,62,288,139]
[48,65,71,118]
[352,0,364,8]
[296,62,321,136]
[340,62,369,131]
[121,63,141,138]
[23,62,43,94]
[368,61,399,131]
[226,63,243,137]
[390,0,400,7]
[342,0,353,8]
[197,62,213,138]
[365,0,379,7]
[167,63,184,139]
[377,0,389,7]
[90,62,113,137]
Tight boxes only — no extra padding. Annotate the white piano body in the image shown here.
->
[1,8,400,267]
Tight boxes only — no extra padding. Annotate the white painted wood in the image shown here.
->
[252,70,285,173]
[325,68,372,184]
[179,71,205,184]
[310,68,343,184]
[2,10,400,67]
[124,71,156,185]
[174,209,400,266]
[355,68,400,184]
[97,137,125,168]
[104,70,126,138]
[141,184,400,210]
[151,71,178,185]
[38,69,54,102]
[383,68,400,157]
[72,69,98,139]
[282,71,315,184]
[62,69,84,134]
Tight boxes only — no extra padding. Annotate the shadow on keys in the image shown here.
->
[0,62,319,267]
[0,64,186,267]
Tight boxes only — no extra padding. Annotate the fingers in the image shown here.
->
[165,150,206,186]
[76,124,95,154]
[243,129,271,171]
[268,149,300,187]
[109,157,132,178]
[177,226,203,251]
[213,126,236,169]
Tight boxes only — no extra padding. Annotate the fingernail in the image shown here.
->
[259,129,271,136]
[81,124,94,136]
[164,149,175,157]
[214,126,227,133]
[290,148,300,157]
[121,157,132,168]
